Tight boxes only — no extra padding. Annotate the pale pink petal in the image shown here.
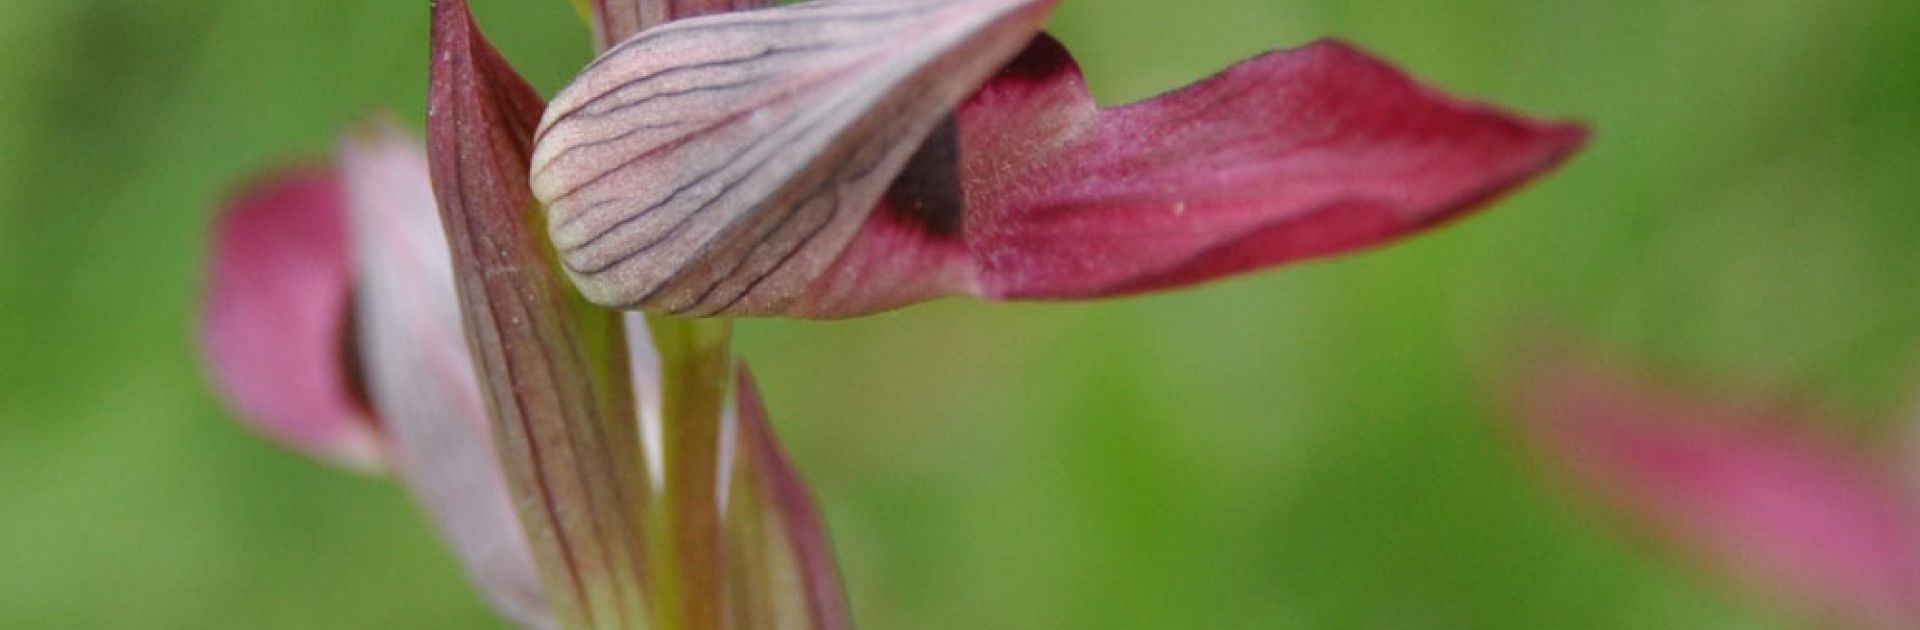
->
[339,124,552,630]
[1520,355,1920,629]
[198,168,385,471]
[792,35,1587,317]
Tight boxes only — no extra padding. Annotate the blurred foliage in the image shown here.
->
[2,0,1917,628]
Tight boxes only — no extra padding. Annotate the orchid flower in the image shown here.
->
[534,0,1587,317]
[203,0,1587,628]
[1516,351,1920,629]
[198,123,846,629]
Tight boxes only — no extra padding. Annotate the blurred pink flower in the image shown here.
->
[1517,352,1920,629]
[197,123,846,629]
[199,168,382,470]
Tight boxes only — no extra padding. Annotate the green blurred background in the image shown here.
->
[4,0,1918,628]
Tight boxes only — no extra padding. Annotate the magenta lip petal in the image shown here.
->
[794,35,1587,318]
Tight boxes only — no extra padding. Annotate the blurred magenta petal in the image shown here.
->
[338,124,552,630]
[430,1,653,625]
[199,168,385,471]
[585,0,769,51]
[791,35,1587,317]
[1520,356,1920,629]
[723,365,850,630]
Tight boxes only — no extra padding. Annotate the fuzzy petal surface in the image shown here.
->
[793,35,1587,317]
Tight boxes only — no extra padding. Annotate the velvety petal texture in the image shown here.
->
[338,125,553,630]
[531,0,1058,315]
[1519,354,1920,629]
[430,1,653,627]
[791,35,1589,317]
[585,0,770,52]
[199,168,385,471]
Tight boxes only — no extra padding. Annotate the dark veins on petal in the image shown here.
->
[533,0,1058,314]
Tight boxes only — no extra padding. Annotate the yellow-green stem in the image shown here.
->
[645,313,735,630]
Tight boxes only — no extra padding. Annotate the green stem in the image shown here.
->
[645,314,736,630]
